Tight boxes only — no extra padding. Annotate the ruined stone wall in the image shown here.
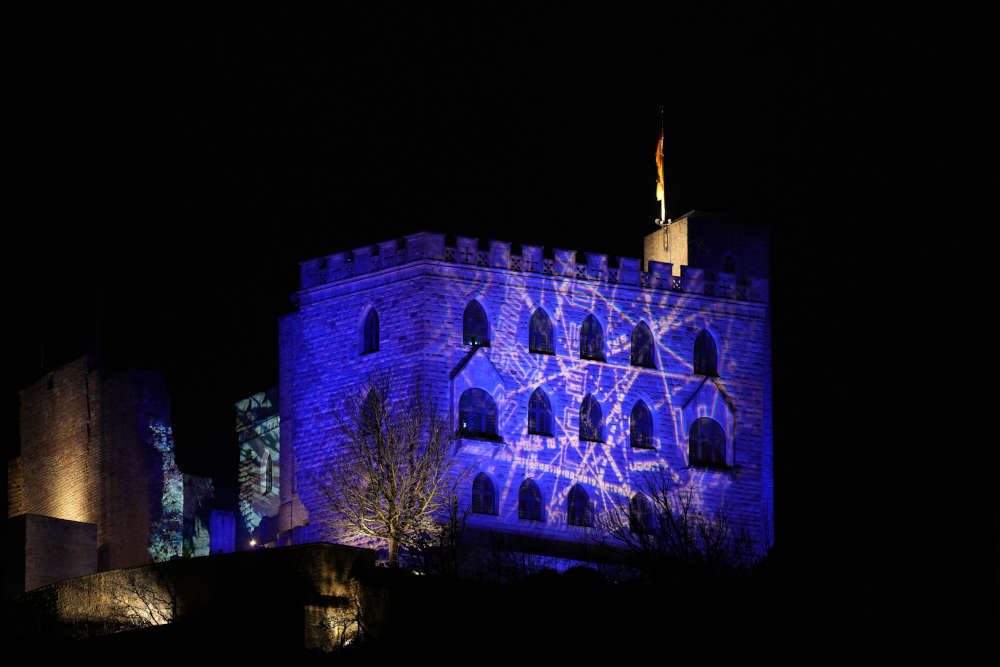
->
[5,514,97,596]
[97,369,175,569]
[16,358,176,573]
[18,357,102,529]
[7,456,24,517]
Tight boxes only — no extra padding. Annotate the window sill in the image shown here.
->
[457,431,504,443]
[527,431,554,438]
[530,349,555,356]
[687,463,733,473]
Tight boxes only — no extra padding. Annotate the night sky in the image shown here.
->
[7,5,945,614]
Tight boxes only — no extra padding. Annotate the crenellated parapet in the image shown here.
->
[300,232,768,302]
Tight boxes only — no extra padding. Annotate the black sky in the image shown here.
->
[8,4,947,615]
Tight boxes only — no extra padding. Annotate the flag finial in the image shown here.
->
[655,105,669,227]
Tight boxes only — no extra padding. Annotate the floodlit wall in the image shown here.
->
[285,232,773,557]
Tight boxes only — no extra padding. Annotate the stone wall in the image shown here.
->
[19,357,102,529]
[7,457,24,517]
[277,313,311,541]
[16,358,176,573]
[286,232,774,558]
[99,369,173,569]
[5,514,97,596]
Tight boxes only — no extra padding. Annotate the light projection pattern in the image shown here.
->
[236,392,281,536]
[430,246,766,546]
[293,234,772,554]
[148,422,183,562]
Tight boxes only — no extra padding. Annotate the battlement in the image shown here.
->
[300,232,768,303]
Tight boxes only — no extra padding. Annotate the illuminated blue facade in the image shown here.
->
[279,217,773,562]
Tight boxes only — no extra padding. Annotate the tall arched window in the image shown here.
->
[463,301,490,347]
[528,388,553,436]
[471,473,497,515]
[459,388,500,441]
[529,308,554,354]
[360,389,380,436]
[630,401,654,449]
[689,417,727,468]
[567,484,591,527]
[629,493,653,534]
[263,452,273,495]
[694,330,718,376]
[631,321,656,368]
[580,314,604,361]
[518,479,543,521]
[579,394,603,442]
[362,308,379,354]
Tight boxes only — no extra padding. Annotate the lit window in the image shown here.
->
[630,401,654,449]
[458,388,500,441]
[567,484,591,527]
[518,479,543,521]
[528,388,553,436]
[471,473,497,515]
[362,308,379,354]
[630,322,656,368]
[694,330,718,376]
[463,301,490,347]
[529,308,554,354]
[580,314,604,361]
[689,417,727,468]
[579,394,603,442]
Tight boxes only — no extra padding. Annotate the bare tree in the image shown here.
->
[315,375,463,568]
[108,568,177,629]
[597,468,755,576]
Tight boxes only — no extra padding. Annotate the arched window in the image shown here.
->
[630,401,654,449]
[528,388,553,436]
[580,314,604,361]
[459,388,500,441]
[518,479,543,521]
[463,301,490,347]
[362,308,379,354]
[631,322,656,368]
[629,493,653,534]
[567,484,591,527]
[529,308,554,354]
[694,330,718,376]
[689,417,727,468]
[579,394,603,442]
[360,389,380,436]
[263,452,273,495]
[471,473,497,515]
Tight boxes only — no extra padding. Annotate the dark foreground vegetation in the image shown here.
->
[9,542,881,662]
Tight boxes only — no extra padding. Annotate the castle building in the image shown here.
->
[6,357,219,596]
[278,211,774,564]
